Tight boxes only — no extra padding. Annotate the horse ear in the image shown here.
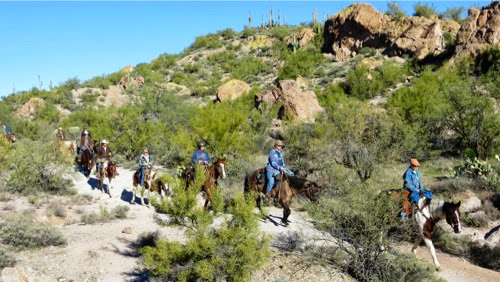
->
[456,201,461,208]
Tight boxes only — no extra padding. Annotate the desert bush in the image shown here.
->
[46,199,67,218]
[142,193,270,281]
[216,28,236,39]
[413,2,436,18]
[0,217,66,249]
[342,65,385,100]
[230,55,272,82]
[5,140,74,196]
[0,247,16,269]
[61,77,80,90]
[468,242,500,271]
[386,1,407,20]
[152,53,177,70]
[190,33,222,50]
[183,62,202,74]
[269,26,296,40]
[241,27,257,38]
[83,75,112,89]
[307,186,436,281]
[439,7,466,23]
[80,205,129,224]
[278,49,324,80]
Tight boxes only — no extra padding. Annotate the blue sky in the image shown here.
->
[0,1,491,97]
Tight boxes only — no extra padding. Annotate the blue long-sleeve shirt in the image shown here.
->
[139,154,154,168]
[403,167,423,193]
[266,149,286,172]
[1,125,12,134]
[191,149,211,165]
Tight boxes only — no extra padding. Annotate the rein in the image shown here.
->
[417,198,434,223]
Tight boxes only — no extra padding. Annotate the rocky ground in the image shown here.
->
[0,167,499,281]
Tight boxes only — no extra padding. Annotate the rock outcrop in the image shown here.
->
[216,79,251,102]
[323,3,461,61]
[284,28,316,49]
[256,78,324,122]
[14,97,44,119]
[118,75,144,90]
[454,1,500,58]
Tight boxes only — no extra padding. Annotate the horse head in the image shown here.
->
[445,201,461,233]
[214,157,226,180]
[107,161,117,178]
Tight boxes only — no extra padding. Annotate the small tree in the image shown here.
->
[413,2,436,18]
[440,7,466,23]
[386,1,407,20]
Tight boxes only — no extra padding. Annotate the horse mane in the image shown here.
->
[426,198,445,221]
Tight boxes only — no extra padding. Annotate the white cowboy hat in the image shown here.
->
[83,130,89,134]
[101,139,108,144]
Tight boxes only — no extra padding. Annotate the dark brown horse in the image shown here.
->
[5,133,16,143]
[131,168,168,207]
[97,160,117,197]
[181,157,227,208]
[79,147,94,177]
[244,169,320,225]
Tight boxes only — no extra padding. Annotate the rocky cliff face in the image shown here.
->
[454,1,500,58]
[323,3,461,60]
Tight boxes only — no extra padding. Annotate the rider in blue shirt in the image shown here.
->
[264,140,293,202]
[401,158,432,220]
[1,124,12,134]
[191,141,211,165]
[139,148,154,187]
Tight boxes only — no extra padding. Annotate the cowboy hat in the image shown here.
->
[144,148,149,153]
[83,130,89,134]
[101,139,108,144]
[197,141,206,148]
[410,158,420,167]
[274,140,284,147]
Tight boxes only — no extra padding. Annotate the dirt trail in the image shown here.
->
[3,167,499,281]
[398,242,500,282]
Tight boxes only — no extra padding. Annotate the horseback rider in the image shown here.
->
[1,123,12,135]
[78,131,94,162]
[401,158,433,220]
[139,148,154,187]
[191,141,211,166]
[264,140,294,202]
[96,139,112,177]
[81,127,92,139]
[57,127,66,141]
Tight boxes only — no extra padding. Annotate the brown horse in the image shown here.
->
[181,157,227,208]
[131,168,168,207]
[97,160,117,197]
[4,133,16,143]
[79,147,94,177]
[244,169,320,226]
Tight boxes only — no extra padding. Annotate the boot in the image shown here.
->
[263,193,271,205]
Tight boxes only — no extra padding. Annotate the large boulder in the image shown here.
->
[457,189,482,213]
[157,82,192,96]
[216,79,251,102]
[454,1,500,58]
[323,3,461,61]
[71,86,129,108]
[255,78,324,122]
[14,97,44,120]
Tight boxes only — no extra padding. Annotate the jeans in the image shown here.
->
[265,171,280,195]
[97,157,109,172]
[140,167,146,186]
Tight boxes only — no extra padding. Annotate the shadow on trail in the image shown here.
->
[120,189,150,206]
[87,177,100,190]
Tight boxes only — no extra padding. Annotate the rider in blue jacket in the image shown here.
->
[139,148,154,187]
[264,140,293,202]
[401,158,432,220]
[191,141,211,166]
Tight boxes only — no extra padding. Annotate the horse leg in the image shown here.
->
[423,237,441,271]
[140,185,145,206]
[130,185,136,204]
[106,177,112,198]
[412,234,422,254]
[280,200,291,226]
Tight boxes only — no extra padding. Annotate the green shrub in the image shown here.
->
[278,49,324,80]
[216,28,236,39]
[84,75,112,89]
[230,55,272,82]
[156,168,205,225]
[61,77,80,90]
[0,247,16,269]
[142,193,270,281]
[269,26,296,40]
[190,34,222,50]
[183,63,202,74]
[307,186,436,281]
[152,53,178,70]
[468,242,500,271]
[342,65,384,99]
[241,27,257,38]
[386,1,407,20]
[46,200,67,218]
[80,205,129,224]
[413,2,436,18]
[5,140,74,196]
[0,217,66,249]
[439,7,466,23]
